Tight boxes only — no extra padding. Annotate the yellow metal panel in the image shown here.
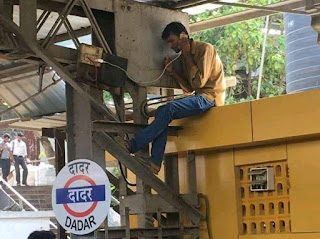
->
[240,233,320,239]
[239,161,290,235]
[178,154,188,194]
[252,89,320,141]
[177,153,208,194]
[130,215,138,228]
[287,140,320,232]
[235,144,287,166]
[166,102,252,153]
[196,150,240,239]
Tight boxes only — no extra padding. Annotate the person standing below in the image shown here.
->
[28,230,56,239]
[120,22,226,174]
[0,134,12,182]
[11,132,28,186]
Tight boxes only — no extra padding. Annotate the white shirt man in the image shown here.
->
[11,138,27,157]
[11,133,28,186]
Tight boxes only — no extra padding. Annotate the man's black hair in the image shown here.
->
[17,132,23,137]
[3,133,10,139]
[161,22,189,40]
[28,230,56,239]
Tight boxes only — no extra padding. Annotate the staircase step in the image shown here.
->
[3,185,53,211]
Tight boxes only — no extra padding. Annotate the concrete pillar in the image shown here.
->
[66,83,94,239]
[128,83,154,230]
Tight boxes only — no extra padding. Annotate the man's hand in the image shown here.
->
[179,37,191,55]
[163,56,174,74]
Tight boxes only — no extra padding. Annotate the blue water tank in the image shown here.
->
[284,13,320,93]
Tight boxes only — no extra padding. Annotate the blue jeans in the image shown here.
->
[130,95,215,166]
[0,158,10,182]
[14,156,28,185]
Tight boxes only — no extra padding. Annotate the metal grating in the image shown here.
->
[239,161,291,235]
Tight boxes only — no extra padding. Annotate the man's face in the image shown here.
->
[165,33,180,53]
[17,136,21,141]
[4,137,9,143]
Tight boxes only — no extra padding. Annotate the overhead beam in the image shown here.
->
[121,194,198,214]
[4,0,86,16]
[0,118,22,128]
[46,45,77,63]
[92,121,182,136]
[39,26,91,43]
[0,44,77,64]
[5,0,113,15]
[190,0,306,32]
[0,63,38,78]
[184,0,310,15]
[19,0,37,40]
[41,0,113,13]
[97,226,199,238]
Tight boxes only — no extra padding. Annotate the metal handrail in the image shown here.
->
[0,177,57,229]
[29,157,55,164]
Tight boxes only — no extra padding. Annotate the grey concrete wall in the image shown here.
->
[114,0,189,85]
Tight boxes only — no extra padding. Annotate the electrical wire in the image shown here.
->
[89,58,98,82]
[87,57,99,85]
[197,193,213,239]
[91,54,182,186]
[118,132,137,186]
[118,160,136,187]
[95,52,182,85]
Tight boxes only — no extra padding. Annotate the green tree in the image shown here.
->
[190,1,286,104]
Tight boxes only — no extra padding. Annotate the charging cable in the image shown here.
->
[94,52,182,85]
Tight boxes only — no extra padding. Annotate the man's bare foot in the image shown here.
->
[135,156,161,175]
[150,161,161,174]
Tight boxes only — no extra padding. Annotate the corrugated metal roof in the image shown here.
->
[0,7,93,121]
[0,65,66,120]
[10,113,66,129]
[0,112,66,134]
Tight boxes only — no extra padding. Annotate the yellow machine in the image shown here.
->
[162,88,320,239]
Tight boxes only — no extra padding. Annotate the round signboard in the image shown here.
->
[52,159,111,235]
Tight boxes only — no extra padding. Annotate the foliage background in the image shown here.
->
[190,0,286,104]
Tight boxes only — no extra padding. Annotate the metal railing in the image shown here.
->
[0,177,57,229]
[29,157,55,165]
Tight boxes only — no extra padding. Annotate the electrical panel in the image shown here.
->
[78,44,103,67]
[249,167,275,191]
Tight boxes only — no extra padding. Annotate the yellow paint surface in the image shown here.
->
[195,150,240,239]
[166,102,252,153]
[252,89,320,142]
[287,140,320,232]
[235,144,287,166]
[240,233,320,239]
[103,90,320,237]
